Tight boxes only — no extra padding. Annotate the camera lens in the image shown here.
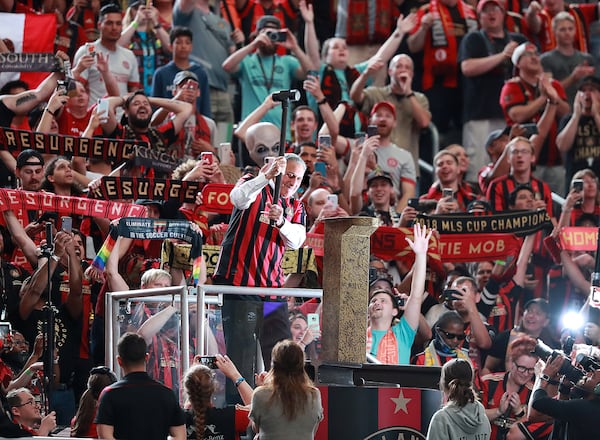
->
[267,30,277,41]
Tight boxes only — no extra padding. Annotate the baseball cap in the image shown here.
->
[578,75,600,91]
[477,0,505,13]
[523,298,550,316]
[256,15,281,31]
[484,126,510,148]
[511,42,538,66]
[173,70,199,86]
[16,149,44,168]
[370,101,396,119]
[366,170,393,186]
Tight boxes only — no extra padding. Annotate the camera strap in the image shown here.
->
[257,54,276,91]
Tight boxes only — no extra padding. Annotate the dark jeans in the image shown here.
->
[215,278,290,404]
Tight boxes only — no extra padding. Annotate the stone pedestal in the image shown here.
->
[320,216,378,364]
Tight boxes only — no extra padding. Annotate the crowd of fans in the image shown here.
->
[0,0,599,438]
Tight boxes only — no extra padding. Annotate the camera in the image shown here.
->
[266,30,286,42]
[532,340,586,383]
[575,353,600,372]
[442,289,462,302]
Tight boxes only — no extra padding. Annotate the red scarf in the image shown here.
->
[422,0,477,90]
[539,6,588,52]
[344,0,395,45]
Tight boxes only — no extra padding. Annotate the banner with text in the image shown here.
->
[90,176,201,203]
[559,227,598,251]
[0,127,145,162]
[416,210,552,236]
[0,189,146,219]
[0,52,58,72]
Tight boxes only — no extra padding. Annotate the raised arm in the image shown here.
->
[233,96,280,144]
[300,0,320,68]
[403,223,431,330]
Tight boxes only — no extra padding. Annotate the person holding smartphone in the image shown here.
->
[213,153,307,404]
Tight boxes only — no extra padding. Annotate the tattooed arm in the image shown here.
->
[0,51,69,115]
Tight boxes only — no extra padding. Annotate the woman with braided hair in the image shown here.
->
[183,354,251,440]
[426,358,491,440]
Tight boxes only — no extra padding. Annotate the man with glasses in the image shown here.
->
[213,153,307,403]
[487,137,554,213]
[6,388,56,436]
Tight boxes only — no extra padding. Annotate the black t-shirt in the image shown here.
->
[531,389,600,439]
[95,371,185,440]
[458,30,528,121]
[559,114,600,184]
[185,407,236,440]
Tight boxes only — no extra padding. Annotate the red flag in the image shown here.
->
[0,13,56,88]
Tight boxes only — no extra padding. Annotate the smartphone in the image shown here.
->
[367,125,378,137]
[307,69,319,78]
[443,289,462,302]
[396,297,406,307]
[520,123,538,137]
[307,313,319,333]
[0,322,11,339]
[96,98,109,123]
[572,179,584,192]
[442,188,454,199]
[318,134,331,150]
[61,216,72,233]
[36,212,58,224]
[199,355,218,369]
[201,151,214,165]
[218,142,234,166]
[314,161,327,176]
[85,42,96,58]
[56,80,67,96]
[327,194,338,208]
[408,198,420,210]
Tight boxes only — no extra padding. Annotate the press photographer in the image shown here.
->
[529,342,600,440]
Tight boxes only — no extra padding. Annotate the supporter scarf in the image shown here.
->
[423,338,469,365]
[0,189,146,219]
[366,326,399,364]
[422,0,477,90]
[320,65,365,137]
[89,176,201,203]
[416,210,552,236]
[344,0,394,45]
[539,7,587,52]
[0,52,58,72]
[90,218,202,272]
[0,127,144,162]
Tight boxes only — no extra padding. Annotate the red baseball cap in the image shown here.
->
[370,101,396,119]
[477,0,505,13]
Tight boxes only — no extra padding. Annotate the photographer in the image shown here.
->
[530,352,600,439]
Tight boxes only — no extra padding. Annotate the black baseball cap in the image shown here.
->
[366,170,393,187]
[578,76,600,91]
[16,149,44,168]
[256,15,281,31]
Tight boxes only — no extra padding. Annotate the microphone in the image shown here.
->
[45,221,54,252]
[271,89,301,103]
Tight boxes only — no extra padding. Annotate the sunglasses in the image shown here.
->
[437,328,467,340]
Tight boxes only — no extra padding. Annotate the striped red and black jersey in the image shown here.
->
[569,205,600,225]
[215,177,306,287]
[420,181,479,212]
[480,372,552,440]
[499,77,566,166]
[486,175,553,214]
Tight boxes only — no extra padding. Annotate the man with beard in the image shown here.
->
[213,153,307,404]
[556,76,600,187]
[100,90,192,176]
[222,15,314,130]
